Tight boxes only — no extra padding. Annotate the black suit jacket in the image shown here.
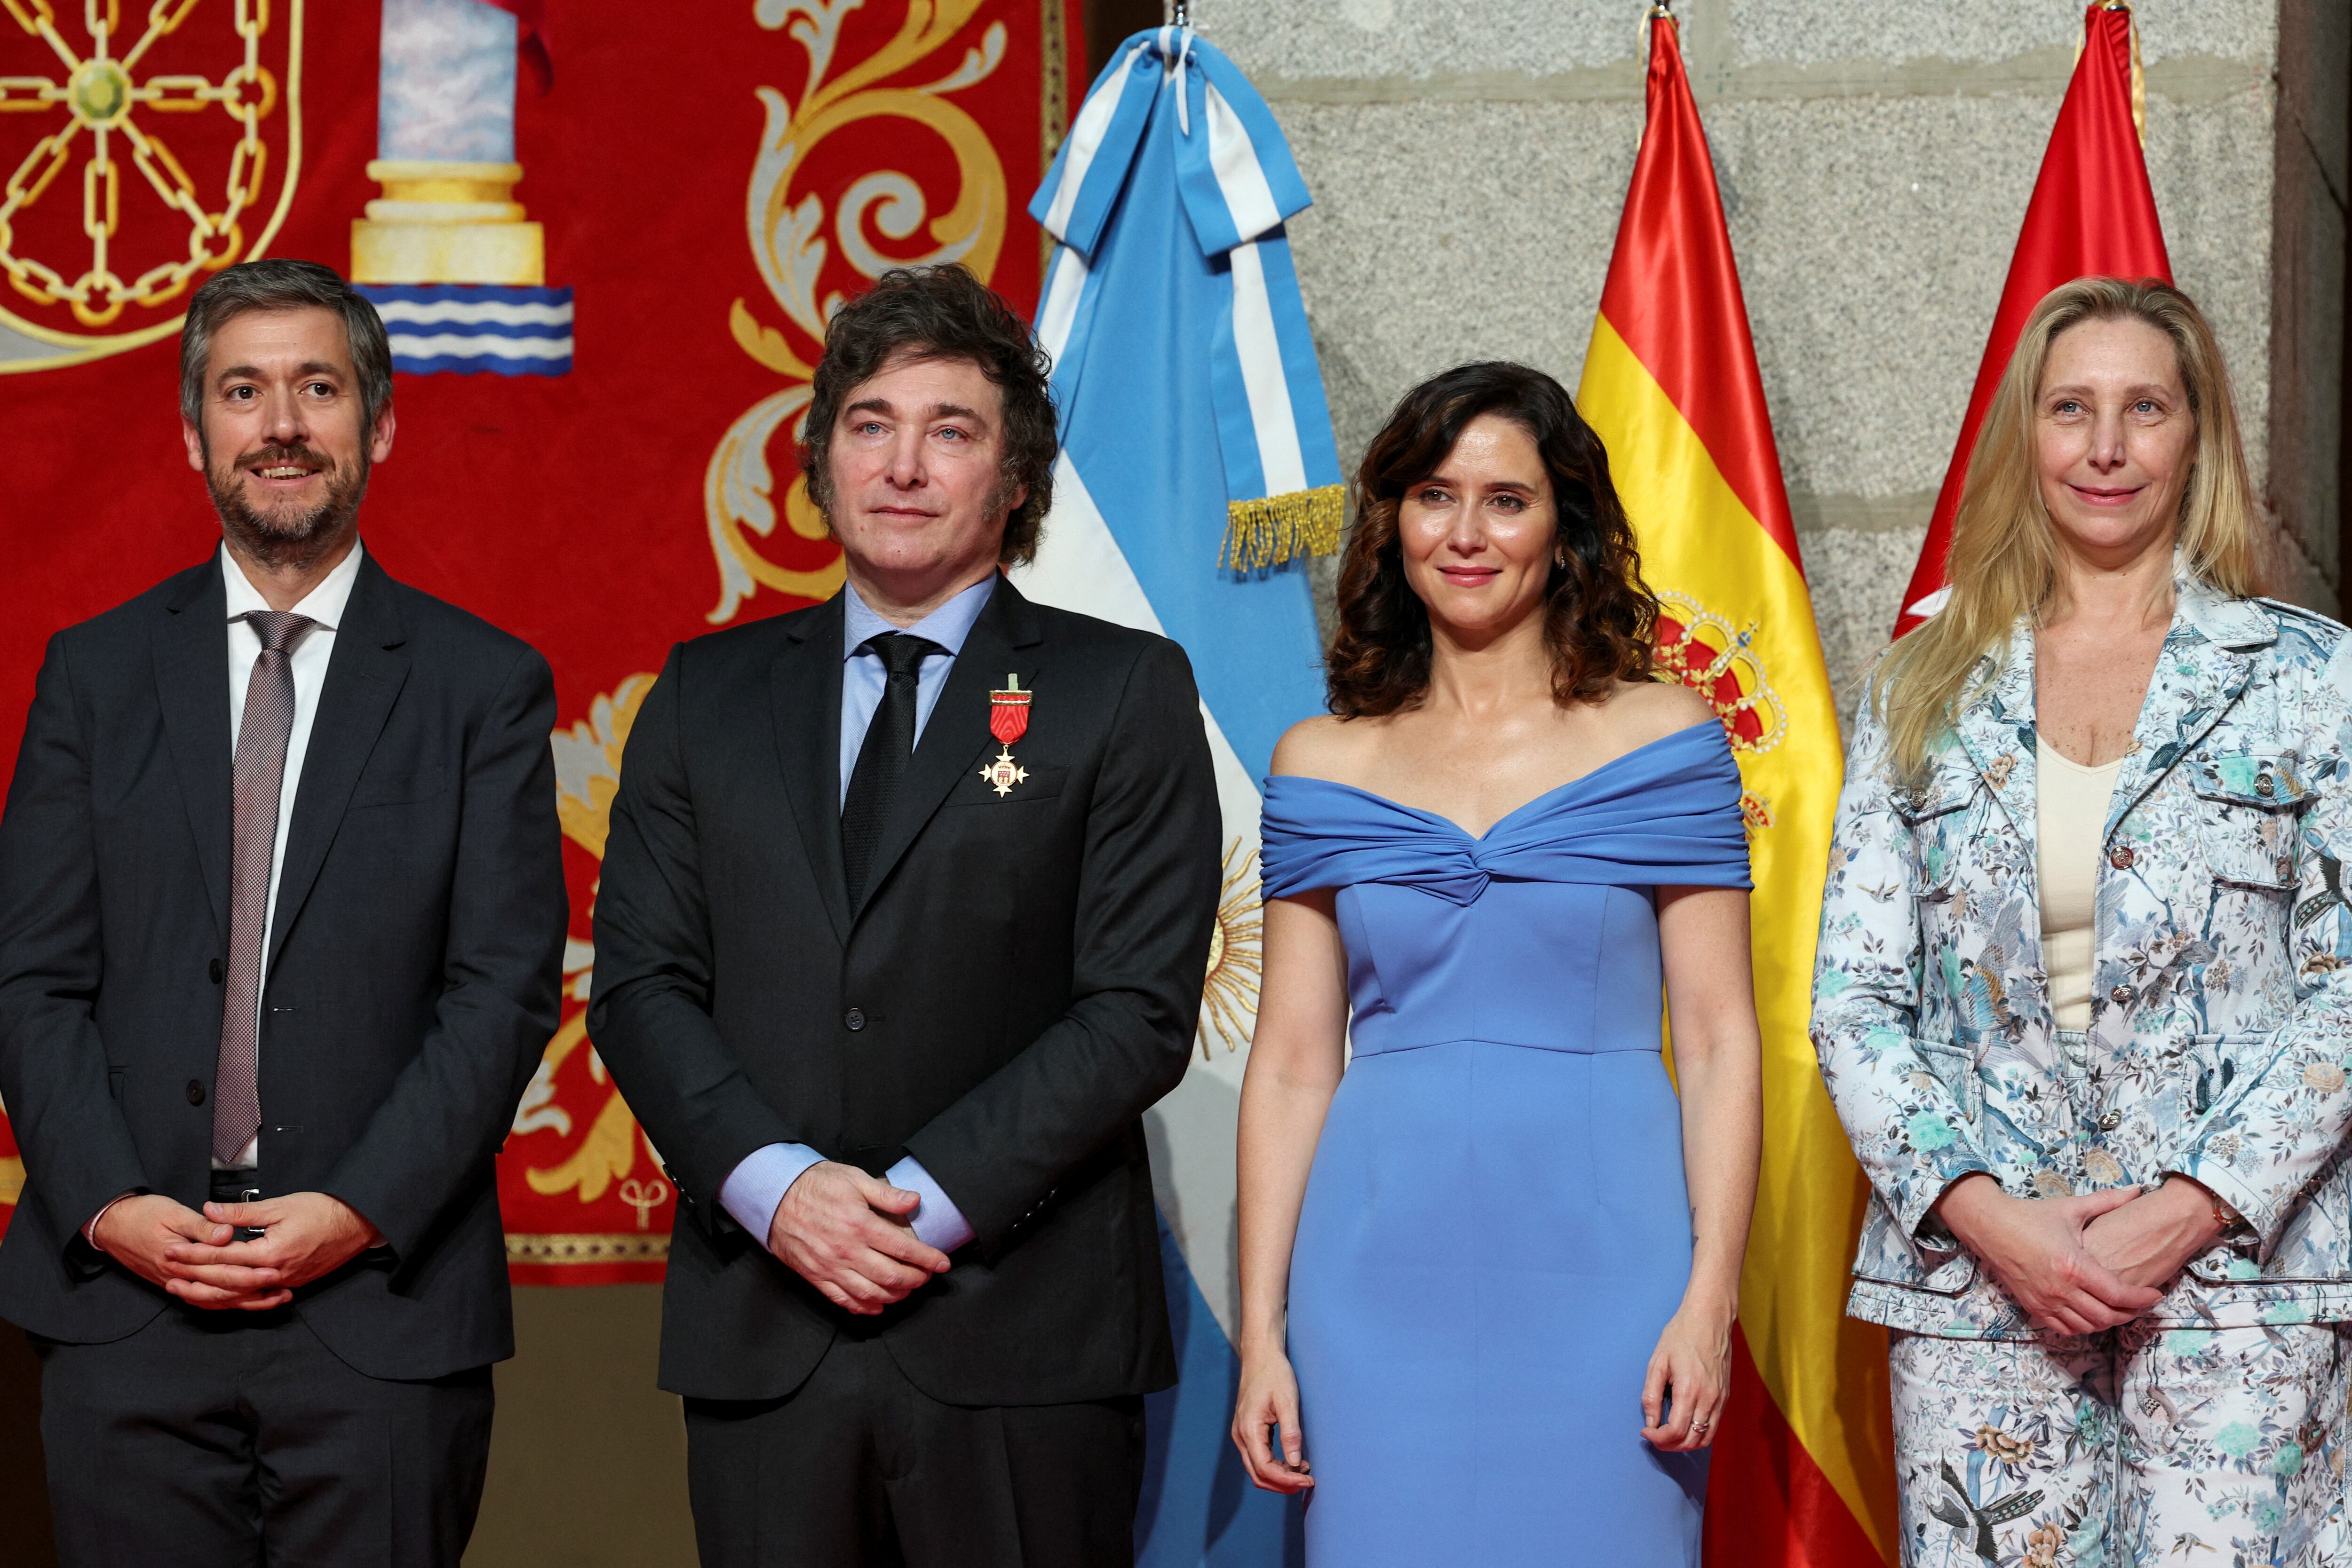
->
[588,579,1220,1406]
[0,552,568,1379]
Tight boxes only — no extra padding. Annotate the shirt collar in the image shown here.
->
[841,572,997,663]
[220,539,364,632]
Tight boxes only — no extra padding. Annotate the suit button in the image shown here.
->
[2100,1110,2122,1131]
[844,1008,866,1032]
[209,958,223,984]
[2257,776,2276,798]
[186,1079,207,1106]
[2109,846,2135,870]
[2109,984,2135,1007]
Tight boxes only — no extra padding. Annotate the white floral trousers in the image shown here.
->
[1890,1324,2352,1567]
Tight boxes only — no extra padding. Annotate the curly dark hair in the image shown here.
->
[801,263,1057,565]
[1327,361,1656,718]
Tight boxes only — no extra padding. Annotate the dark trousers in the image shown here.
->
[35,1303,493,1568]
[684,1334,1145,1568]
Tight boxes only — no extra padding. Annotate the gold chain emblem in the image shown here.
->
[0,0,303,356]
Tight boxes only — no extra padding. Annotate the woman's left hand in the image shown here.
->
[1641,1301,1732,1451]
[2081,1177,2229,1294]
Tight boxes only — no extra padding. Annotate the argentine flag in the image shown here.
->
[1011,25,1342,1566]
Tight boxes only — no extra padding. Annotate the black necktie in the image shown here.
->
[842,633,940,906]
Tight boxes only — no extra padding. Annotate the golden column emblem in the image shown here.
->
[349,0,540,285]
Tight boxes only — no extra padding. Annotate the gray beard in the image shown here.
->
[205,444,369,571]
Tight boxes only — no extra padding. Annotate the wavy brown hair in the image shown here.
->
[1327,361,1656,718]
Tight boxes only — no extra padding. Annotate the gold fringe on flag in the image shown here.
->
[1219,483,1344,571]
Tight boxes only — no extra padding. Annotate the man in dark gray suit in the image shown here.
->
[0,259,569,1565]
[589,264,1221,1567]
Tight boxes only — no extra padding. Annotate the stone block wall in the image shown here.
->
[1194,0,2348,730]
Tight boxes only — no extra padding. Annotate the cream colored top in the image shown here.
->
[2037,736,2125,1030]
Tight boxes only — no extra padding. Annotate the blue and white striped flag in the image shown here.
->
[355,284,574,376]
[1012,26,1341,1566]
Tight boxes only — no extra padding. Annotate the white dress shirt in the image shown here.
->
[215,540,366,1168]
[715,575,999,1256]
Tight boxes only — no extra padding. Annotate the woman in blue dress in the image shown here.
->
[1230,362,1763,1565]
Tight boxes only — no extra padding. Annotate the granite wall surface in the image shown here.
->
[1195,0,2348,731]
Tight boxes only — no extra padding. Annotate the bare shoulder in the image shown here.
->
[1270,713,1376,780]
[1605,678,1716,746]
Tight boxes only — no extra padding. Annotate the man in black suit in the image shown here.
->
[589,264,1220,1567]
[0,260,568,1565]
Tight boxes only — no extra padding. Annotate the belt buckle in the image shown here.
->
[232,1186,264,1243]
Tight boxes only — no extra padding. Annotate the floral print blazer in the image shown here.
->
[1813,577,2352,1336]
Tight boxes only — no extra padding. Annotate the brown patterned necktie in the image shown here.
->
[213,609,318,1166]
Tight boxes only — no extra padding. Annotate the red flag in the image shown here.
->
[1892,1,2170,636]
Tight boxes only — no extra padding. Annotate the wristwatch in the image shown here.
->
[2166,1175,2243,1239]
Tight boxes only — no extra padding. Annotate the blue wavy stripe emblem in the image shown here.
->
[355,284,574,377]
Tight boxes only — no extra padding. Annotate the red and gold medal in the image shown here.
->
[980,675,1030,797]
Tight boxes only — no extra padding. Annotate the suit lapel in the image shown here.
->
[1954,625,2040,841]
[851,578,1046,925]
[153,558,234,941]
[2103,579,2271,842]
[266,555,411,970]
[772,594,851,944]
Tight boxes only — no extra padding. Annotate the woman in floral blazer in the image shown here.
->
[1816,278,2352,1566]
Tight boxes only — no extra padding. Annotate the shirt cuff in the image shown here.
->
[717,1143,827,1249]
[82,1190,142,1253]
[886,1156,975,1255]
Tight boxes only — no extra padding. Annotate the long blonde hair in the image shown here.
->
[1875,277,2260,785]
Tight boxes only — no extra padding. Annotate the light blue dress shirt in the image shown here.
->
[715,574,999,1257]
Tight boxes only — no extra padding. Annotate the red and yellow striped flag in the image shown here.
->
[1577,12,1894,1566]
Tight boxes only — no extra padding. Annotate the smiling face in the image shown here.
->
[1396,413,1557,640]
[824,351,1022,613]
[2034,315,2196,570]
[181,305,393,567]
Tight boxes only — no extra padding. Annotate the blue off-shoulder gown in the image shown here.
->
[1259,721,1753,1567]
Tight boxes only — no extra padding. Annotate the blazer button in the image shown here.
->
[2256,776,2276,798]
[844,1008,866,1032]
[185,1079,207,1106]
[2109,984,2135,1007]
[2108,846,2136,870]
[208,958,223,984]
[2099,1109,2122,1131]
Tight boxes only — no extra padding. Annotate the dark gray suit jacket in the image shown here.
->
[588,579,1220,1406]
[0,551,568,1379]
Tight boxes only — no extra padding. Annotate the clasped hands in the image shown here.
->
[766,1161,950,1316]
[1935,1172,2230,1335]
[94,1191,384,1311]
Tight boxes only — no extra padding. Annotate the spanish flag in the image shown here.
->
[1576,12,1892,1567]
